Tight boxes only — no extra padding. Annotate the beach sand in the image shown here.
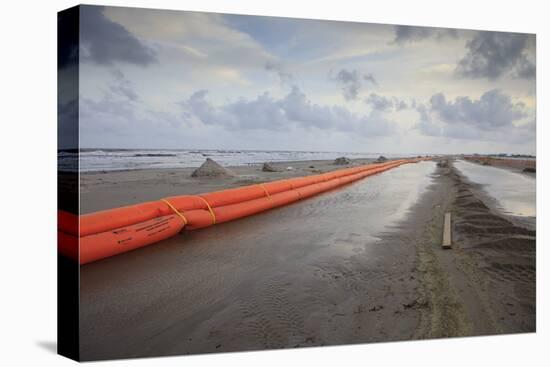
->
[77,158,535,360]
[79,158,377,213]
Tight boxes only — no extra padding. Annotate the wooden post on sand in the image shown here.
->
[442,212,452,249]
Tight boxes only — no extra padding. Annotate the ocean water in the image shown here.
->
[58,149,418,173]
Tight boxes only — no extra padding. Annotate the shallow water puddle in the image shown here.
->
[455,160,535,217]
[288,160,436,257]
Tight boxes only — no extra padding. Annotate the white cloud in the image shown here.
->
[181,86,396,137]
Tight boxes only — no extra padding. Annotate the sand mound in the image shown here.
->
[191,158,236,178]
[333,157,352,165]
[262,162,278,172]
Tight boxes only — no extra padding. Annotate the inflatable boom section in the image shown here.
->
[58,158,426,264]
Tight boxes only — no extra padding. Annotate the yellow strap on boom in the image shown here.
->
[259,183,272,201]
[160,199,188,226]
[197,196,217,224]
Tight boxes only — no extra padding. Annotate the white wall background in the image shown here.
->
[0,0,547,365]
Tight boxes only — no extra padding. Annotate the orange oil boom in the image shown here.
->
[58,159,425,264]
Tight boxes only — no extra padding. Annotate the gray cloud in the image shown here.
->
[332,69,377,101]
[415,89,533,142]
[265,61,294,84]
[80,93,185,147]
[393,25,457,44]
[365,93,409,112]
[515,56,536,79]
[363,73,377,86]
[182,86,394,137]
[430,89,526,130]
[456,32,535,80]
[415,103,441,136]
[109,69,139,101]
[80,5,157,66]
[183,90,288,131]
[394,98,409,111]
[365,93,393,111]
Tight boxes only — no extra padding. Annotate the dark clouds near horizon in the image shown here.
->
[181,86,394,137]
[416,89,533,141]
[430,89,527,130]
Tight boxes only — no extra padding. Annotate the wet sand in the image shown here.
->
[78,158,535,361]
[411,159,535,339]
[79,158,378,213]
[447,161,536,334]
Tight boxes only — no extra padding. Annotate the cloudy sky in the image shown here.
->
[60,5,536,154]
